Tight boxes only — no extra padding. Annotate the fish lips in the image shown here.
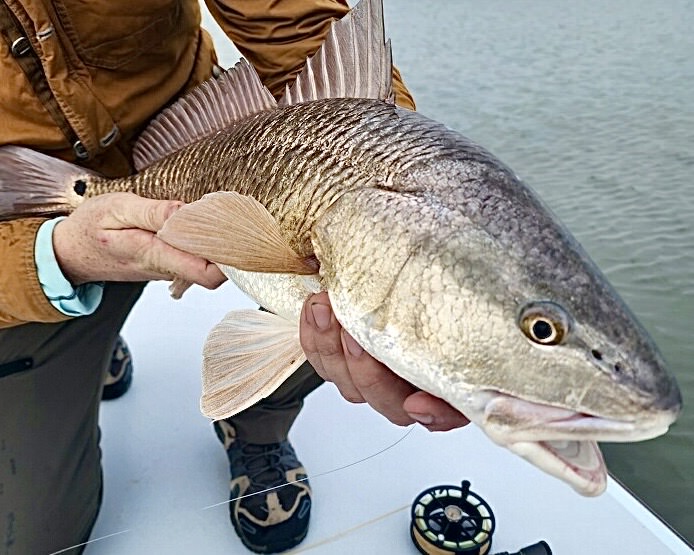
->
[466,391,679,496]
[506,439,607,497]
[478,392,679,444]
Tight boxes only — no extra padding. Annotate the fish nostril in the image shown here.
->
[591,349,603,361]
[614,362,623,374]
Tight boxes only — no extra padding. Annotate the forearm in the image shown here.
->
[204,0,415,109]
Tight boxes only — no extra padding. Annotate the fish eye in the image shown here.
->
[518,301,570,346]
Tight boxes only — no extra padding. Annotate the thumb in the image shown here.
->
[113,194,184,232]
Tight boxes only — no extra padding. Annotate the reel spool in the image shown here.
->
[410,480,496,555]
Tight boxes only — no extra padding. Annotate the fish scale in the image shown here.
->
[87,99,474,254]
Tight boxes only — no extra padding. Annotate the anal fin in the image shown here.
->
[201,309,306,420]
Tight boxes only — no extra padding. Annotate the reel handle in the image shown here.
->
[493,540,552,555]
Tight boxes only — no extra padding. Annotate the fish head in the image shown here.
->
[313,164,681,496]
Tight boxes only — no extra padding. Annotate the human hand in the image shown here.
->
[52,192,226,288]
[299,292,470,432]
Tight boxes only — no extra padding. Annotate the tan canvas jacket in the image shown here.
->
[0,0,415,328]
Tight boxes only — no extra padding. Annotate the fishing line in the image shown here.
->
[49,425,416,554]
[287,503,412,553]
[49,530,133,555]
[200,424,415,511]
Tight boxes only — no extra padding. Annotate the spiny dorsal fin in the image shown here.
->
[279,0,393,106]
[133,59,278,170]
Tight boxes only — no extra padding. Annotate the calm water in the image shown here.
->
[383,0,694,541]
[205,0,694,542]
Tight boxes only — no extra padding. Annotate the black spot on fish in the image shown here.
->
[74,179,87,196]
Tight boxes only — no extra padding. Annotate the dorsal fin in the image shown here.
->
[133,0,392,169]
[133,59,278,170]
[279,0,393,106]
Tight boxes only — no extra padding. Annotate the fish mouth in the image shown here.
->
[464,391,679,496]
[479,392,678,443]
[505,439,607,496]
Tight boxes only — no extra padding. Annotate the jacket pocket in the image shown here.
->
[0,358,33,379]
[51,0,190,70]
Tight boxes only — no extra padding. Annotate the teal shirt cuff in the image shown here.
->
[35,218,104,317]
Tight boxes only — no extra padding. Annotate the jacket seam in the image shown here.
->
[0,1,80,150]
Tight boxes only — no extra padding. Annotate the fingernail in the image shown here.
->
[165,202,182,219]
[343,331,364,357]
[408,412,434,425]
[310,303,331,330]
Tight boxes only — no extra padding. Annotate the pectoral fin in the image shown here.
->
[158,191,318,275]
[201,309,306,420]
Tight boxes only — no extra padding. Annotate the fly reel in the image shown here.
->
[410,480,496,555]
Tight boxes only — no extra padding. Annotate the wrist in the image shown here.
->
[36,218,103,316]
[52,217,87,286]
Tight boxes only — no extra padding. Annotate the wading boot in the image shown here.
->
[102,335,134,400]
[214,420,312,553]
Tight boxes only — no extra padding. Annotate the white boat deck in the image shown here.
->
[83,281,692,555]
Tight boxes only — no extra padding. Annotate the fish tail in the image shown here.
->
[0,145,96,219]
